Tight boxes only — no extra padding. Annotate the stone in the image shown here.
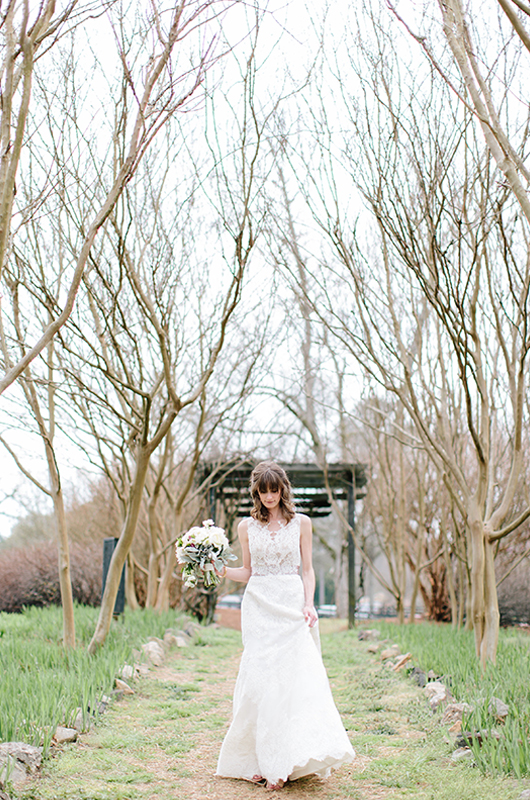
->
[141,640,165,666]
[135,662,149,676]
[115,678,134,695]
[519,790,530,800]
[358,629,380,641]
[53,727,77,745]
[148,636,168,652]
[489,697,509,721]
[393,653,412,671]
[184,621,201,637]
[451,747,474,762]
[380,644,401,660]
[427,669,440,682]
[0,743,42,789]
[423,681,452,711]
[95,694,112,715]
[410,667,427,688]
[367,643,380,654]
[120,664,135,680]
[73,708,89,733]
[423,681,446,699]
[441,702,473,727]
[163,631,188,647]
[457,729,500,748]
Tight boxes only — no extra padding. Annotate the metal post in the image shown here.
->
[347,476,356,628]
[102,538,125,615]
[209,486,216,523]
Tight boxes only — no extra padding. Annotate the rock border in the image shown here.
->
[358,630,512,769]
[0,621,201,797]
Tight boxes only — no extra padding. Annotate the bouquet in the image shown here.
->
[176,519,237,589]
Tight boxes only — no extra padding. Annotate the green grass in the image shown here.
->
[369,621,530,778]
[0,604,189,753]
[10,620,530,800]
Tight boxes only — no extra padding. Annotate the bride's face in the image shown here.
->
[258,488,281,512]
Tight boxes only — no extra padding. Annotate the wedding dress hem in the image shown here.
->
[216,748,354,783]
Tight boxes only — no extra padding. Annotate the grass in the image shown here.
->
[0,604,189,754]
[370,621,530,778]
[11,618,529,800]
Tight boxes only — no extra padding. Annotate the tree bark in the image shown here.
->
[125,552,139,611]
[88,444,152,654]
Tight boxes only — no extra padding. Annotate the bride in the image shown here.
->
[216,461,355,790]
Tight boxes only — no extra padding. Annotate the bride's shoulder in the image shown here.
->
[296,513,311,531]
[237,516,255,534]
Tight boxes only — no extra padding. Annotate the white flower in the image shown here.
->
[202,519,215,527]
[187,525,208,543]
[207,527,228,548]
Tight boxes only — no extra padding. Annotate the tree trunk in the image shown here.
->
[155,546,177,612]
[468,510,500,666]
[40,420,75,648]
[444,544,459,628]
[397,595,405,625]
[469,511,486,656]
[146,551,159,609]
[156,508,183,612]
[88,445,151,654]
[408,530,424,624]
[125,552,139,610]
[335,537,349,618]
[52,486,76,648]
[480,538,500,666]
[457,554,466,629]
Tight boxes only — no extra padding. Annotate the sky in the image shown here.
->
[0,0,520,533]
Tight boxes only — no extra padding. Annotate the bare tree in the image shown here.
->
[274,8,530,663]
[0,0,236,393]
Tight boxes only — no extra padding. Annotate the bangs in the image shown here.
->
[255,470,281,494]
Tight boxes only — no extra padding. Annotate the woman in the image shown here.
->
[216,461,355,790]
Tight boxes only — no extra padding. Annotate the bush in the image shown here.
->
[498,561,530,626]
[0,541,103,612]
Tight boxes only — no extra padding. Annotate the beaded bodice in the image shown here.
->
[247,514,301,576]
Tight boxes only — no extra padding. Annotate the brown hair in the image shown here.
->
[250,461,296,523]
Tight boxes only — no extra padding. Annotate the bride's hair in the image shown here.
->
[250,461,296,523]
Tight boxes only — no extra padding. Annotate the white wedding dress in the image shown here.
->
[216,514,355,784]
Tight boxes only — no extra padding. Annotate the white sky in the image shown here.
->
[0,0,519,533]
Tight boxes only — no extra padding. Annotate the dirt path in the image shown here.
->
[19,624,524,800]
[145,644,367,800]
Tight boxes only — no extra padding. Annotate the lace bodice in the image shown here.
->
[247,514,301,576]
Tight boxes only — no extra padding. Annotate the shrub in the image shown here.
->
[0,541,103,612]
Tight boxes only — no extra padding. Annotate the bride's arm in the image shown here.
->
[220,519,252,583]
[300,515,318,627]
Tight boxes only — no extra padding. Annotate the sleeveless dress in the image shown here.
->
[216,514,355,784]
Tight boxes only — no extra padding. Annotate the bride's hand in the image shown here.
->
[214,564,227,579]
[303,604,318,628]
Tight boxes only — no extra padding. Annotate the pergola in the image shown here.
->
[202,461,367,626]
